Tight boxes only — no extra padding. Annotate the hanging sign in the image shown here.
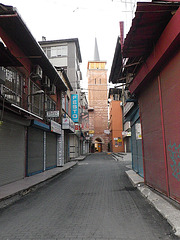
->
[71,94,78,122]
[51,120,61,134]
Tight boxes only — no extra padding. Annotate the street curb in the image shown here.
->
[126,169,180,237]
[71,155,88,161]
[125,169,144,187]
[0,161,78,209]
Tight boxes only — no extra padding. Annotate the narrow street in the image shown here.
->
[0,153,179,240]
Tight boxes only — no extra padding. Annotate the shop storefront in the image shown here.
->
[27,120,49,176]
[62,117,75,162]
[27,120,62,175]
[0,111,29,186]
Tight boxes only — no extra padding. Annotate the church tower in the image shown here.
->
[87,38,109,152]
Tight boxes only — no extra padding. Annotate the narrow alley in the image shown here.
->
[0,153,178,240]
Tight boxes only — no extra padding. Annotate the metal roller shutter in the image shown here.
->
[27,127,44,176]
[139,76,167,194]
[160,51,180,202]
[131,117,143,177]
[0,121,25,186]
[46,132,57,170]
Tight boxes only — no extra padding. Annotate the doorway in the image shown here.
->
[95,138,103,152]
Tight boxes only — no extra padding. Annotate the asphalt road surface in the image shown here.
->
[0,153,179,240]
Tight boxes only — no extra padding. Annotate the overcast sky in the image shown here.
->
[1,0,137,89]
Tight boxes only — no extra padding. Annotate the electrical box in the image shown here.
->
[31,65,43,80]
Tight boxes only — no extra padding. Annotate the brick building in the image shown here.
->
[87,39,109,152]
[108,88,124,153]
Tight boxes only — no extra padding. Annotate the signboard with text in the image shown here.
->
[50,120,61,134]
[47,111,59,118]
[71,94,78,122]
[62,118,75,133]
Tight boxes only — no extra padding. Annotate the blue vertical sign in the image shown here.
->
[71,94,78,122]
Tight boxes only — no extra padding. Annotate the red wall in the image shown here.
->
[139,50,180,202]
[160,50,180,202]
[139,77,167,194]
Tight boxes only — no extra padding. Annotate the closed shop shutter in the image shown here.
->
[160,51,180,202]
[0,121,25,186]
[46,132,57,170]
[139,76,167,194]
[27,127,44,175]
[125,137,131,153]
[131,116,143,177]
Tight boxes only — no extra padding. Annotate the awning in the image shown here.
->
[0,42,22,67]
[0,4,67,91]
[123,2,180,58]
[109,36,123,83]
[121,2,180,85]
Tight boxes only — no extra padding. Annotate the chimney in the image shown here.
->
[119,21,124,50]
[42,36,46,41]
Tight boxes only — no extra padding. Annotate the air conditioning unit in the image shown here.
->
[49,84,56,95]
[31,65,43,80]
[43,76,51,90]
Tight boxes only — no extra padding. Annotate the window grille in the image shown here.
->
[28,81,44,118]
[3,67,23,106]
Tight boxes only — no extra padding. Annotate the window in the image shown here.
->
[62,93,65,110]
[3,67,24,106]
[99,79,101,84]
[42,45,67,58]
[45,95,56,111]
[28,81,44,117]
[95,78,96,84]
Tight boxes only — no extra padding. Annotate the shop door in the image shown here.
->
[131,117,143,177]
[98,143,102,152]
[0,121,25,186]
[27,127,44,176]
[46,132,57,170]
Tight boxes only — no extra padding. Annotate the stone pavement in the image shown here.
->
[112,152,180,237]
[0,155,86,209]
[0,152,178,240]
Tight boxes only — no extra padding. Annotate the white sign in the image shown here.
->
[62,118,75,133]
[122,131,131,137]
[57,131,64,166]
[123,102,134,117]
[62,118,70,129]
[124,121,131,131]
[135,123,142,140]
[47,111,59,118]
[104,130,110,134]
[69,118,75,133]
[51,120,61,134]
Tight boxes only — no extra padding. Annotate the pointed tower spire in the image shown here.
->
[94,38,100,61]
